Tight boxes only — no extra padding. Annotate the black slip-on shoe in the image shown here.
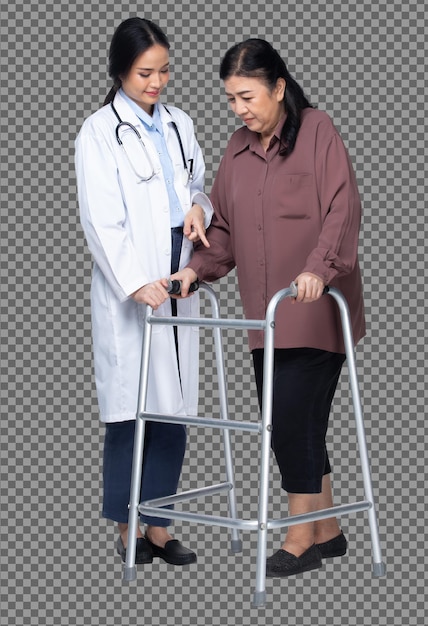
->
[266,544,322,578]
[116,536,153,564]
[145,536,197,565]
[316,531,348,559]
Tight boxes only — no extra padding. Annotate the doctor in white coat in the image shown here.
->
[75,17,213,567]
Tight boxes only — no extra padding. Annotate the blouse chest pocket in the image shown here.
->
[274,173,313,220]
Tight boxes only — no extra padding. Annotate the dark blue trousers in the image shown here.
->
[102,227,186,526]
[102,419,186,525]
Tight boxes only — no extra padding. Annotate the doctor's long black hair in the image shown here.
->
[220,39,313,158]
[103,17,170,106]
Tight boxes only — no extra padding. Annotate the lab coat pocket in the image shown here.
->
[275,173,313,219]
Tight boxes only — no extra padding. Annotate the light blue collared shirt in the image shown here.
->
[120,89,184,227]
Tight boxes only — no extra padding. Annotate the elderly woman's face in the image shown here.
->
[224,75,286,138]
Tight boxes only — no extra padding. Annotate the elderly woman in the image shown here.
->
[173,38,365,577]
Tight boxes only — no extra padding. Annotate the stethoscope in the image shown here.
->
[111,101,194,184]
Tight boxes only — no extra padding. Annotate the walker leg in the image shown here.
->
[122,307,153,583]
[347,345,386,578]
[223,426,242,554]
[222,428,242,554]
[368,505,386,577]
[328,287,386,579]
[252,590,267,608]
[123,411,146,582]
[251,327,275,609]
[211,302,242,554]
[123,566,137,582]
[251,519,269,607]
[230,538,243,554]
[252,521,268,608]
[373,561,387,577]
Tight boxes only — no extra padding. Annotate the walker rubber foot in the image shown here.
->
[373,561,386,577]
[252,590,266,608]
[123,566,137,582]
[230,539,243,554]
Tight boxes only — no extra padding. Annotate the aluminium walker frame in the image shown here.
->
[122,282,386,607]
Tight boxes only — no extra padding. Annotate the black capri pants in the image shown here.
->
[252,347,346,494]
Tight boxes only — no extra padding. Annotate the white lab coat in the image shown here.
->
[75,91,213,423]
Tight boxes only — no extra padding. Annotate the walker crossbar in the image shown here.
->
[266,500,372,529]
[138,411,262,433]
[123,282,386,606]
[148,315,266,331]
[138,498,371,531]
[139,506,259,531]
[140,481,233,508]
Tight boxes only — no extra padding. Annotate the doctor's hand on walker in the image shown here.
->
[130,206,209,307]
[130,279,171,309]
[183,204,210,248]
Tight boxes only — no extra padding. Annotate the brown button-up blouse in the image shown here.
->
[189,108,365,353]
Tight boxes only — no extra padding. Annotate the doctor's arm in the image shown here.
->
[172,154,235,297]
[75,130,150,302]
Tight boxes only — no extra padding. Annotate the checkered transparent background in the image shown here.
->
[1,0,426,624]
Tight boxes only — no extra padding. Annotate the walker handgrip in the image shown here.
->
[290,281,329,297]
[167,279,199,295]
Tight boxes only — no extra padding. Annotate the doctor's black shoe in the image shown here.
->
[116,536,153,564]
[316,531,348,559]
[266,544,322,577]
[145,535,197,565]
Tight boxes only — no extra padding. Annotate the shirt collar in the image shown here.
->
[230,114,287,156]
[119,88,163,134]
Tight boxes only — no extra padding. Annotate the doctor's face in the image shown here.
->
[121,44,170,114]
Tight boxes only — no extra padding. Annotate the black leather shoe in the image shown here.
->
[116,536,153,564]
[145,536,197,565]
[266,544,322,577]
[316,531,348,558]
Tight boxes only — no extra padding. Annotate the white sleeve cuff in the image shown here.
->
[191,192,214,229]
